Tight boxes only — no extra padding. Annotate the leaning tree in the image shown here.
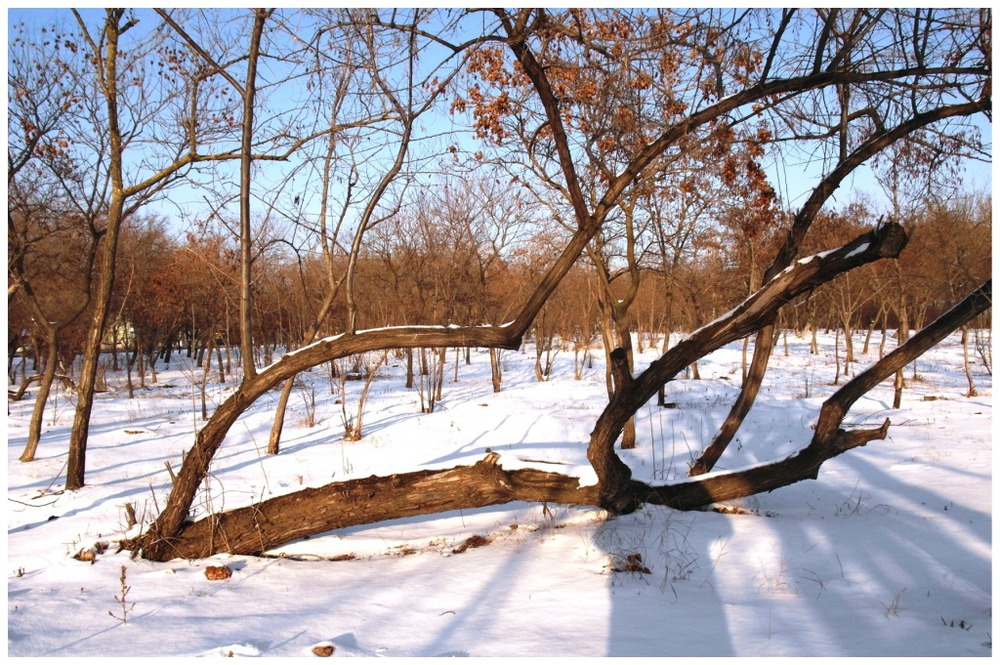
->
[123,8,990,561]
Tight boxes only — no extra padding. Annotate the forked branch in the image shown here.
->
[637,279,991,508]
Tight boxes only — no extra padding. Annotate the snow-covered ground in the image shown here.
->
[7,331,992,657]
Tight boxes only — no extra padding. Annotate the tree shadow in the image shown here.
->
[596,375,992,656]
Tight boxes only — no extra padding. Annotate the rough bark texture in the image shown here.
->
[121,9,989,559]
[238,10,268,382]
[66,11,129,490]
[20,331,58,462]
[691,95,992,478]
[585,223,909,512]
[128,453,598,560]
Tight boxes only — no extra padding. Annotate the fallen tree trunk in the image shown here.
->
[129,452,598,560]
[124,219,989,562]
[131,325,526,559]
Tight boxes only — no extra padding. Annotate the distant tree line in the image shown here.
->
[9,187,989,390]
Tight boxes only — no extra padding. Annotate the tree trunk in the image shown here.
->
[132,224,926,560]
[434,347,446,402]
[215,342,226,384]
[129,452,598,560]
[20,330,58,462]
[584,224,911,508]
[833,327,841,385]
[66,11,133,490]
[741,336,750,382]
[111,326,120,372]
[878,311,889,359]
[200,336,213,421]
[490,348,502,393]
[67,240,120,489]
[892,317,908,409]
[129,325,529,555]
[268,377,295,454]
[961,325,977,397]
[629,280,991,511]
[122,90,959,559]
[842,316,854,368]
[689,326,774,476]
[405,348,414,388]
[137,332,146,390]
[237,10,269,382]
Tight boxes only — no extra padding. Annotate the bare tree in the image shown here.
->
[61,8,276,488]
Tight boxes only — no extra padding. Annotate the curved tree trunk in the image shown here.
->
[20,330,59,462]
[129,225,910,559]
[683,91,989,479]
[119,6,989,556]
[129,325,525,560]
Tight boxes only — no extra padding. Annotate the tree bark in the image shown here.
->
[123,8,990,557]
[128,452,598,560]
[685,93,990,480]
[237,9,270,382]
[642,280,991,505]
[66,10,131,490]
[130,324,525,558]
[129,279,988,560]
[20,330,58,462]
[490,348,503,393]
[961,325,977,397]
[405,348,414,388]
[268,379,294,454]
[586,223,909,511]
[689,326,774,476]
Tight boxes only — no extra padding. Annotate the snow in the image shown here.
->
[844,241,870,259]
[7,332,992,657]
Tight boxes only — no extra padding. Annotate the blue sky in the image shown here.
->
[8,7,992,233]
